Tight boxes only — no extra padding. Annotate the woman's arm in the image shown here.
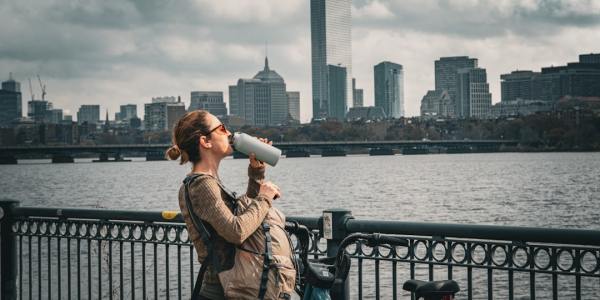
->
[246,164,265,198]
[189,176,271,245]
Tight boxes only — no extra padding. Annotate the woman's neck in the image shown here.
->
[192,158,220,178]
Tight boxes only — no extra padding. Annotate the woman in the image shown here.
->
[166,110,296,300]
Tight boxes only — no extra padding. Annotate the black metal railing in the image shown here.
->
[1,201,599,299]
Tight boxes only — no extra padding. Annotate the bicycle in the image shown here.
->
[285,222,460,300]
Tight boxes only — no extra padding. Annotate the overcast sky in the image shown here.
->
[1,0,599,122]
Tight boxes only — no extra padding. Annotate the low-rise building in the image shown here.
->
[420,90,453,119]
[189,91,227,116]
[144,97,186,131]
[491,99,554,118]
[346,106,387,121]
[352,78,363,108]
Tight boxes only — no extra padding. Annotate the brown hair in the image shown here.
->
[166,110,212,165]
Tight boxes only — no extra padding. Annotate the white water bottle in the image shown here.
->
[230,132,282,166]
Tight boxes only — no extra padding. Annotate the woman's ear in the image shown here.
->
[199,136,212,149]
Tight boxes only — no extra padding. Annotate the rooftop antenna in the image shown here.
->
[28,78,35,100]
[264,41,270,70]
[37,74,46,100]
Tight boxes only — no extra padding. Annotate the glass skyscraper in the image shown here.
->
[374,61,404,118]
[310,0,352,120]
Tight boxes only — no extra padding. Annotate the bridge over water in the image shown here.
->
[0,139,518,164]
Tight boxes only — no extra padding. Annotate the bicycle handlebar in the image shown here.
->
[333,233,409,281]
[337,233,409,256]
[367,233,410,247]
[284,223,310,262]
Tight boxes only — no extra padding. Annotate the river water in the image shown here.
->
[2,152,599,228]
[1,152,599,299]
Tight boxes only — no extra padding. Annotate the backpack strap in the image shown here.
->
[183,174,222,298]
[211,178,239,213]
[257,221,273,300]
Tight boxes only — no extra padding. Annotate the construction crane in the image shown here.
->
[28,78,35,100]
[37,74,46,100]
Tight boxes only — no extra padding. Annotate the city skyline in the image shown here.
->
[1,0,599,123]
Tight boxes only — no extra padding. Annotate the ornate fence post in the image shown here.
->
[322,208,353,300]
[0,200,19,300]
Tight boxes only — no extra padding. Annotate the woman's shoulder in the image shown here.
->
[186,173,219,184]
[185,174,222,194]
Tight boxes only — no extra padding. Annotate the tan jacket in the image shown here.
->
[178,166,296,299]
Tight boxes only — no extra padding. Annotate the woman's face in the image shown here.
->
[203,113,233,157]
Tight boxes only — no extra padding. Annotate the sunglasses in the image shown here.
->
[206,123,228,135]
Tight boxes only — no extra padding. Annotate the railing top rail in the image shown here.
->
[346,219,600,246]
[11,206,185,223]
[6,204,600,246]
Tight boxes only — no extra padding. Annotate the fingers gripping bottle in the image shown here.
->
[229,132,282,166]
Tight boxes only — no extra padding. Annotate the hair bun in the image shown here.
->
[166,145,181,160]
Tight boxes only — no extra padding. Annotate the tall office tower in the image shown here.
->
[500,71,539,102]
[144,97,186,131]
[352,78,363,107]
[229,57,289,126]
[456,68,492,118]
[189,91,227,116]
[327,65,348,120]
[77,105,100,124]
[579,53,600,64]
[310,0,352,119]
[435,56,478,101]
[118,104,138,121]
[286,91,301,121]
[28,100,50,122]
[0,76,22,124]
[374,61,405,118]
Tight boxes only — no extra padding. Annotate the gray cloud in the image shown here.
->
[354,0,600,38]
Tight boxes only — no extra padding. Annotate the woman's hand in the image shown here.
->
[259,181,281,200]
[249,138,272,169]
